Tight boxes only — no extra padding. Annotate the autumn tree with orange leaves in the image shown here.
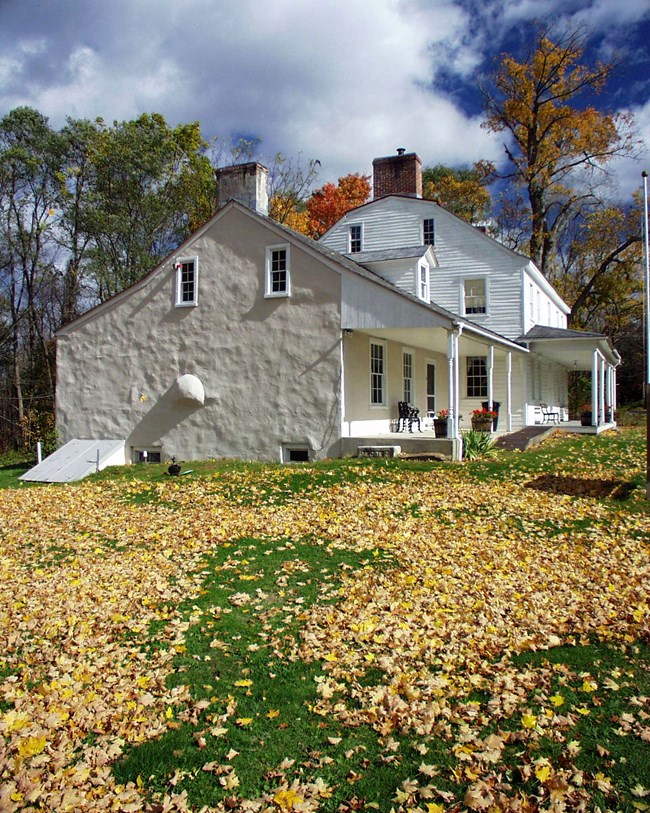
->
[480,26,639,276]
[305,173,371,239]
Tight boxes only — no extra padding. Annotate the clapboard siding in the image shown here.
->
[321,196,568,341]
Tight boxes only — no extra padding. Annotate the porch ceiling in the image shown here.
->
[350,327,518,356]
[526,337,619,370]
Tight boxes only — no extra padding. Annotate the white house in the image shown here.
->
[40,151,619,477]
[320,150,619,435]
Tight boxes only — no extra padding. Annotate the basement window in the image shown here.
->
[282,445,310,463]
[133,448,162,463]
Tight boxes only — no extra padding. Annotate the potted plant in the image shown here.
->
[434,409,449,438]
[471,407,497,432]
[580,404,593,426]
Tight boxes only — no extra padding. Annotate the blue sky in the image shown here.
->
[0,0,648,198]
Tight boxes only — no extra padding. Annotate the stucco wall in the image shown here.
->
[56,207,343,462]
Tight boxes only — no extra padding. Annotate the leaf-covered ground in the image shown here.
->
[0,429,648,812]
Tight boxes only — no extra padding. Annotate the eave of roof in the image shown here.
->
[56,200,526,354]
[519,325,606,341]
[343,245,432,262]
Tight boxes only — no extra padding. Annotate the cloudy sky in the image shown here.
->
[0,0,648,198]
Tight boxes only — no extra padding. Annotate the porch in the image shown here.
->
[338,416,617,462]
[339,429,457,460]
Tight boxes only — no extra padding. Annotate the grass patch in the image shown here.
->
[0,456,36,488]
[113,535,415,810]
[506,640,650,806]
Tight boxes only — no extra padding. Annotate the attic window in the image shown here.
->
[349,224,362,253]
[418,263,430,302]
[175,257,198,307]
[265,245,291,297]
[423,218,435,245]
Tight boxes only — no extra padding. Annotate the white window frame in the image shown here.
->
[426,359,436,415]
[281,444,311,463]
[348,223,363,253]
[370,339,387,406]
[132,447,163,464]
[265,244,291,298]
[466,355,488,398]
[175,256,199,307]
[418,263,430,302]
[462,277,487,316]
[402,349,414,404]
[422,217,435,246]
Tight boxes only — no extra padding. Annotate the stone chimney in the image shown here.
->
[372,148,422,199]
[216,162,269,215]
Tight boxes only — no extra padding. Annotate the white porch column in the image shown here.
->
[599,355,606,425]
[447,330,455,438]
[606,364,613,421]
[506,351,512,432]
[454,329,462,441]
[591,350,598,426]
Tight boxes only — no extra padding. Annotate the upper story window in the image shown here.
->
[349,223,363,253]
[175,257,198,307]
[265,245,290,298]
[463,278,486,315]
[418,263,430,302]
[423,218,435,246]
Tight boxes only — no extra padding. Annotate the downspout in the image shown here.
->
[447,331,454,435]
[506,351,512,432]
[339,332,348,439]
[599,355,606,425]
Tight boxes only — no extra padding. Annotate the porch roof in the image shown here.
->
[518,326,620,369]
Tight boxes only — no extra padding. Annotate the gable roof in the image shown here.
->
[320,193,571,313]
[56,200,526,354]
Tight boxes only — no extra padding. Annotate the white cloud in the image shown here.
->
[0,0,646,187]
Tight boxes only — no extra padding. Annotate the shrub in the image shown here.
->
[461,429,497,460]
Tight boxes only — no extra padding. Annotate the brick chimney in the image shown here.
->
[216,162,269,215]
[372,148,422,199]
